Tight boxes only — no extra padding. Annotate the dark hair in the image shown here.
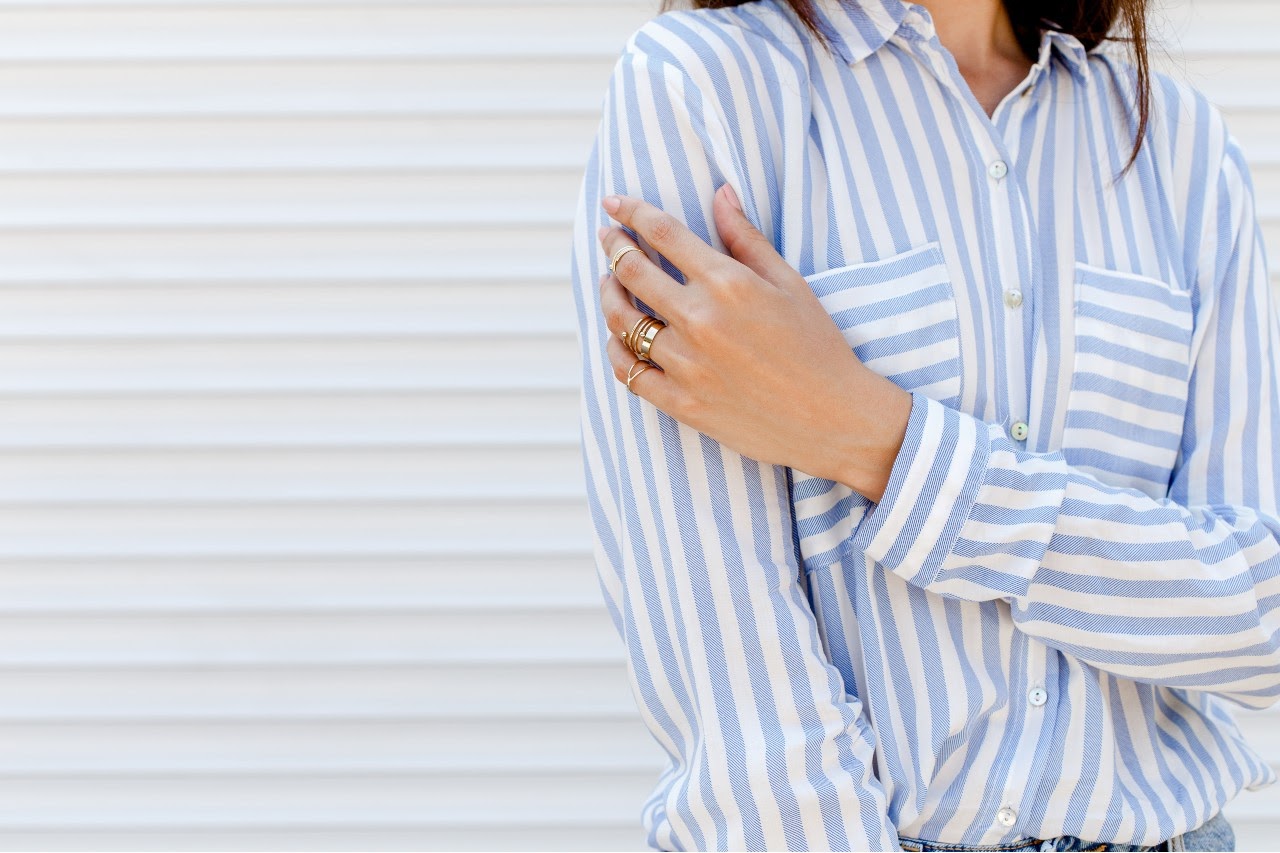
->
[659,0,1152,177]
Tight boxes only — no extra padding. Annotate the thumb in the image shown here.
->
[713,183,797,288]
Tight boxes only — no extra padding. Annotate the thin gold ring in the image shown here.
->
[623,314,648,348]
[626,359,654,394]
[628,316,659,358]
[609,244,644,275]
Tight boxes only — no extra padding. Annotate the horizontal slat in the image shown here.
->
[0,771,655,825]
[0,226,568,281]
[0,607,616,664]
[0,825,647,853]
[1157,1,1280,53]
[0,662,635,719]
[0,60,613,116]
[0,5,650,60]
[0,446,585,501]
[0,171,580,227]
[0,116,601,172]
[0,281,576,337]
[0,391,579,447]
[0,554,602,610]
[0,501,591,559]
[0,717,662,773]
[1157,57,1280,109]
[0,336,578,392]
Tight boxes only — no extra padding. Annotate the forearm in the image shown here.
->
[848,392,1280,707]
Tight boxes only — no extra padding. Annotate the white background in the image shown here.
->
[0,0,1274,850]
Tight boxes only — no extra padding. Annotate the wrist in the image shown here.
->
[820,374,913,502]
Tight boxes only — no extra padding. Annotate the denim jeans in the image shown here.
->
[896,810,1235,852]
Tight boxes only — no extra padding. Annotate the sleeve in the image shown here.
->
[845,131,1280,710]
[569,23,899,853]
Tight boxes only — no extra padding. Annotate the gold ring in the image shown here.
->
[626,359,654,394]
[628,316,659,358]
[636,318,666,361]
[609,244,644,275]
[623,314,648,348]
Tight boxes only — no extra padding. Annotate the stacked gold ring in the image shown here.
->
[625,315,666,363]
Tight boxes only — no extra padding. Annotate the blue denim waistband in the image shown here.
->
[896,810,1234,853]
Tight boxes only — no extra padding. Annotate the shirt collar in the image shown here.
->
[806,0,1092,83]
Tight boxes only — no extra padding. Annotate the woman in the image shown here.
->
[568,0,1279,850]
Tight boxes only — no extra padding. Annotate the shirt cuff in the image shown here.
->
[846,391,991,587]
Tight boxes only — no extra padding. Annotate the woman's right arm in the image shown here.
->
[570,17,899,852]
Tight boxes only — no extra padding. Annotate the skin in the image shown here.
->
[597,0,1032,504]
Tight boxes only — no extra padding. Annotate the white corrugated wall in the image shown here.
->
[0,0,1273,850]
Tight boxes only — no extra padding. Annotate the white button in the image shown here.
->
[1003,288,1023,308]
[1010,421,1029,441]
[996,806,1018,827]
[1028,686,1048,707]
[988,159,1008,180]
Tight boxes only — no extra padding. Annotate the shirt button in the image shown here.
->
[1003,288,1023,308]
[988,159,1008,180]
[996,806,1018,827]
[1028,686,1048,707]
[1010,421,1029,441]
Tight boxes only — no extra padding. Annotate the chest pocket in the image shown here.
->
[791,240,963,570]
[1061,261,1194,499]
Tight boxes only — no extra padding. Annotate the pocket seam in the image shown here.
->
[803,239,946,290]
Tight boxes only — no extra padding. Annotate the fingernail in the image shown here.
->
[602,195,621,213]
[597,225,609,240]
[722,183,742,211]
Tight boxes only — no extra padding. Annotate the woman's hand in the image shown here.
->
[597,183,913,503]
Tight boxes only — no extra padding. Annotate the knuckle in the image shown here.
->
[604,305,626,334]
[616,249,646,278]
[648,213,679,246]
[699,261,740,291]
[681,301,715,335]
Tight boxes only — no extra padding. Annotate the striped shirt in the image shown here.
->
[568,0,1280,849]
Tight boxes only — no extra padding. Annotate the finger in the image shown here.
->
[599,272,682,371]
[712,182,797,289]
[607,333,675,409]
[603,193,724,282]
[599,226,685,324]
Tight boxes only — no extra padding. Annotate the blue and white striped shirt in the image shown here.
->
[568,0,1280,849]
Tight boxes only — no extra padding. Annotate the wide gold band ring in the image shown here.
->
[635,318,665,361]
[626,359,654,394]
[608,244,645,275]
[626,315,667,363]
[622,314,649,349]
